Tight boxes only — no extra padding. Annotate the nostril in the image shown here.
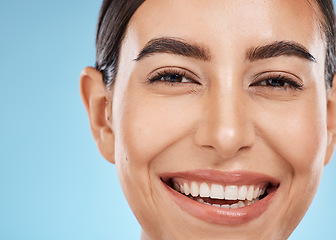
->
[194,120,255,159]
[203,145,215,149]
[237,145,251,152]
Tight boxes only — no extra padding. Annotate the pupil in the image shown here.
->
[269,79,284,86]
[163,74,182,82]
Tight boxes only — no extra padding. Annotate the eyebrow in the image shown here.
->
[134,38,316,64]
[134,37,211,62]
[246,41,316,63]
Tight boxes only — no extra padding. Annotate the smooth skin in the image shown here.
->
[81,0,336,239]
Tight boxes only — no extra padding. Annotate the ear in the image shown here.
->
[325,75,336,166]
[80,67,115,164]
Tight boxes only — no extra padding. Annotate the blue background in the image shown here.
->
[0,1,335,239]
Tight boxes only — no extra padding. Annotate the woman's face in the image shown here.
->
[100,0,332,239]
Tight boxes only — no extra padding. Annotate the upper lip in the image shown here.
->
[160,169,280,225]
[160,169,280,186]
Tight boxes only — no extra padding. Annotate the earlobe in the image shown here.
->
[80,67,115,164]
[325,75,336,166]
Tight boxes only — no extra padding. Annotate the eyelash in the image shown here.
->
[251,74,304,90]
[147,69,303,90]
[147,69,199,85]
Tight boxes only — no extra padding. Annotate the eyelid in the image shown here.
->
[252,71,302,83]
[250,71,304,89]
[146,66,201,84]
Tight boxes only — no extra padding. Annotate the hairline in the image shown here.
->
[98,0,334,88]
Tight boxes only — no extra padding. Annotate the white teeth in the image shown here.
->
[173,183,180,191]
[246,186,254,201]
[253,187,260,199]
[196,197,256,209]
[238,185,247,200]
[221,204,230,209]
[184,182,190,195]
[190,182,199,197]
[174,180,267,208]
[258,188,263,196]
[230,203,239,209]
[199,182,210,197]
[261,188,265,196]
[180,184,184,193]
[210,184,225,199]
[238,201,245,208]
[225,185,238,200]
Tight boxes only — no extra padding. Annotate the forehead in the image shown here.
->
[125,0,324,63]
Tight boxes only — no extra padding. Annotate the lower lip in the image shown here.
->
[162,181,277,225]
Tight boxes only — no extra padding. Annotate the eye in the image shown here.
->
[251,74,303,90]
[147,68,200,85]
[157,73,190,83]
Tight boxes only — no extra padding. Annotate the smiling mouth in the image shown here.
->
[161,170,280,224]
[163,178,277,209]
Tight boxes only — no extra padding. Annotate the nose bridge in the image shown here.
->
[195,75,254,158]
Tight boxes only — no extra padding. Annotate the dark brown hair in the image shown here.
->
[315,0,336,88]
[95,0,145,86]
[95,0,336,88]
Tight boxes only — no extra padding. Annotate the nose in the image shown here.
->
[194,82,255,159]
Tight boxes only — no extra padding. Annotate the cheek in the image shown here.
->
[117,95,199,166]
[112,90,200,231]
[258,93,327,178]
[112,83,199,184]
